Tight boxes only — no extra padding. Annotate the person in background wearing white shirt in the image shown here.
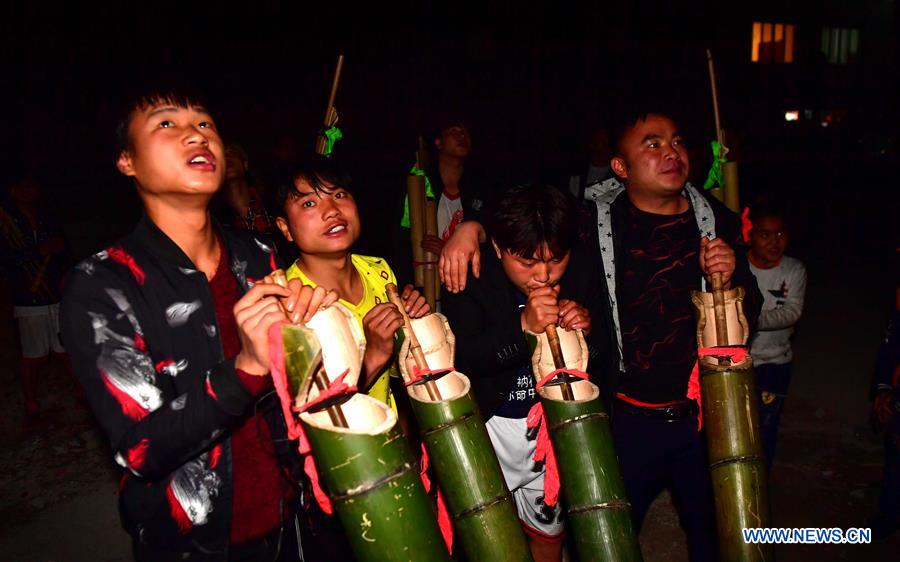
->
[747,204,807,469]
[420,121,488,256]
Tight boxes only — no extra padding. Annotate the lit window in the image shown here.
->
[752,22,794,63]
[821,27,859,64]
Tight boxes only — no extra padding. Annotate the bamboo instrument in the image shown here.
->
[386,283,440,400]
[530,328,643,562]
[709,272,730,354]
[706,48,740,212]
[691,284,773,561]
[395,312,533,561]
[407,150,427,289]
[315,54,345,156]
[418,135,439,310]
[543,324,575,400]
[270,269,348,427]
[424,199,439,309]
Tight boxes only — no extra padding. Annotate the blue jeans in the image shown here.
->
[755,362,792,470]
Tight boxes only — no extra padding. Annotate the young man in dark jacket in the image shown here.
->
[442,185,604,562]
[439,111,763,562]
[61,90,334,561]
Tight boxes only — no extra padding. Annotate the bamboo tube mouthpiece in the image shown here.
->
[386,283,441,400]
[544,324,575,401]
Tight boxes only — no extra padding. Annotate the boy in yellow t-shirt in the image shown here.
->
[274,158,429,410]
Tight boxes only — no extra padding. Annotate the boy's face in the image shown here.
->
[116,103,224,200]
[435,125,471,158]
[611,114,689,198]
[749,215,789,266]
[275,177,361,257]
[492,241,570,294]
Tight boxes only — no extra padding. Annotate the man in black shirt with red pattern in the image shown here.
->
[584,112,763,562]
[439,111,762,562]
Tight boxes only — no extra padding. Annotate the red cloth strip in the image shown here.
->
[687,347,749,430]
[741,207,753,244]
[418,443,453,552]
[294,370,355,413]
[404,365,454,387]
[535,368,589,391]
[267,321,335,514]
[526,402,561,507]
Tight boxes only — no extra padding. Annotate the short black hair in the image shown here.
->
[431,118,470,142]
[114,87,212,155]
[488,185,578,260]
[609,107,680,157]
[271,157,353,215]
[748,202,786,226]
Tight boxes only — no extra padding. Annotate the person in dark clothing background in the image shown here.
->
[0,177,72,430]
[442,184,603,562]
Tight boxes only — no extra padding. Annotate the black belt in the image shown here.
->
[615,398,698,421]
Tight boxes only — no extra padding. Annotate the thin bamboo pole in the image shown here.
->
[386,284,441,400]
[315,54,345,155]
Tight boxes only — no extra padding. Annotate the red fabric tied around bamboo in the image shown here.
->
[741,207,753,243]
[418,443,454,552]
[526,368,590,507]
[404,365,454,387]
[268,321,357,515]
[294,369,355,414]
[687,347,749,431]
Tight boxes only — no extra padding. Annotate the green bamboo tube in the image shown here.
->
[699,355,773,562]
[408,371,533,562]
[539,380,642,562]
[300,394,451,562]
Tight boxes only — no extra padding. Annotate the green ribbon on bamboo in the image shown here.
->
[322,126,343,157]
[400,166,435,228]
[703,140,727,190]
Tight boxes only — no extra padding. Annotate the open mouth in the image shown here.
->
[187,150,217,171]
[323,222,348,236]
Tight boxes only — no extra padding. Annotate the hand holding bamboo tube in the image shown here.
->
[270,270,349,427]
[386,283,442,401]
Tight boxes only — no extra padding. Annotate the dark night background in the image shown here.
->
[1,1,899,560]
[2,1,897,277]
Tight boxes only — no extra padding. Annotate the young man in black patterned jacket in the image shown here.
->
[61,90,334,561]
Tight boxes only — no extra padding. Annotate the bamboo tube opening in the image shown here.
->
[691,287,750,349]
[398,313,456,379]
[529,328,597,401]
[300,393,397,435]
[538,378,598,402]
[699,354,753,370]
[408,370,470,403]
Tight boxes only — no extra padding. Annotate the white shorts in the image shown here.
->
[486,415,565,541]
[14,304,65,359]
